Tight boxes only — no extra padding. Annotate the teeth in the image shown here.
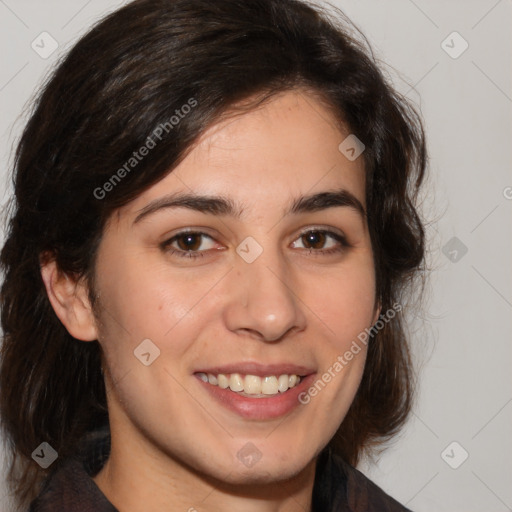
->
[229,373,244,392]
[244,374,261,394]
[217,374,229,389]
[262,376,278,395]
[196,372,302,395]
[278,374,289,392]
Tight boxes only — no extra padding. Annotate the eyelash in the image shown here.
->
[161,229,350,260]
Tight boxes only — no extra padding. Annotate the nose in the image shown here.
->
[223,244,307,343]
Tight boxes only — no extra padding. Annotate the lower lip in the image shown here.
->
[195,374,316,420]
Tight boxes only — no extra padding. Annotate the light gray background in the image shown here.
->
[0,1,511,511]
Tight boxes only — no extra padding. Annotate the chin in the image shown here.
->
[201,456,314,488]
[191,441,318,487]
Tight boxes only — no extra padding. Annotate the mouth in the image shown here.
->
[193,363,316,420]
[195,372,302,398]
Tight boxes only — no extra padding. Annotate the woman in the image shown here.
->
[0,0,427,510]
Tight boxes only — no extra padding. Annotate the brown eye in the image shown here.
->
[162,231,217,259]
[175,233,203,251]
[291,229,349,256]
[301,231,327,249]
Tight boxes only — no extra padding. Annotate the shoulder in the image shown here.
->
[314,449,413,512]
[343,459,413,512]
[28,457,117,512]
[29,427,117,512]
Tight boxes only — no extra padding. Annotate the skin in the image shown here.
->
[41,88,380,512]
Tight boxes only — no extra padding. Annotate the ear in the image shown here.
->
[40,258,98,342]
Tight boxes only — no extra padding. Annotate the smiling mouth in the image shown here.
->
[195,372,303,397]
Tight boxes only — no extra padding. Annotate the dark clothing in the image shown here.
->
[29,427,412,512]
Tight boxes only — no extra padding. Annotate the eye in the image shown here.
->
[290,229,350,256]
[161,228,350,260]
[162,231,218,259]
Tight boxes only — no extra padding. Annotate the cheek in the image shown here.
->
[93,254,217,380]
[310,263,377,350]
[94,253,184,334]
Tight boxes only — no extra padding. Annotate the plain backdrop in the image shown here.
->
[0,1,511,511]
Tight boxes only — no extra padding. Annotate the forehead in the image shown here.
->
[119,89,366,222]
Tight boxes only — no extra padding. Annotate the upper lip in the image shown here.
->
[194,362,315,377]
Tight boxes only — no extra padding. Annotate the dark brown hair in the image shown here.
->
[0,0,426,508]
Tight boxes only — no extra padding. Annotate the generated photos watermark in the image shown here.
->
[298,302,402,404]
[93,97,198,200]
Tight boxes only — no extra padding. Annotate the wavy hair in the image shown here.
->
[0,0,427,508]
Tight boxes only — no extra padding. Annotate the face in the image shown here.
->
[88,89,379,485]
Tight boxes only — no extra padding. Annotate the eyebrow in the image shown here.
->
[133,188,366,225]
